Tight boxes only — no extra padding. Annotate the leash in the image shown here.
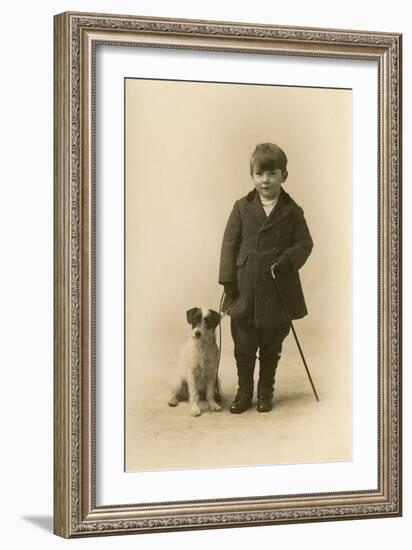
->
[214,290,232,402]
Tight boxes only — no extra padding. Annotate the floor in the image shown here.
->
[125,329,352,472]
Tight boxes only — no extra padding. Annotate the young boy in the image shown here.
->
[219,143,313,413]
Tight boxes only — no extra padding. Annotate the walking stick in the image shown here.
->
[270,264,320,402]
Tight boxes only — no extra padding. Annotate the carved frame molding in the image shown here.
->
[54,12,402,538]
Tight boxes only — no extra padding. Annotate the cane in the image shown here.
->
[270,264,320,402]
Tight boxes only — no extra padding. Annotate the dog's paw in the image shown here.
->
[168,397,178,407]
[190,406,202,417]
[208,401,222,412]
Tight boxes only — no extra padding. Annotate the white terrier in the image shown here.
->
[168,307,222,417]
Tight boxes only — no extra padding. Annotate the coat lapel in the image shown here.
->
[260,189,293,232]
[245,189,293,230]
[244,190,267,226]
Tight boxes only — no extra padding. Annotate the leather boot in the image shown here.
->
[229,385,253,414]
[257,391,273,412]
[230,358,255,414]
[257,361,277,413]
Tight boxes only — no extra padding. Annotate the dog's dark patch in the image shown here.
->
[186,307,202,327]
[204,309,221,330]
[187,307,221,330]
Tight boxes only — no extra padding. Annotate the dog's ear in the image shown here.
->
[208,310,221,329]
[186,307,200,324]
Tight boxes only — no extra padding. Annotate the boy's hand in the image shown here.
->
[271,254,292,275]
[224,282,239,300]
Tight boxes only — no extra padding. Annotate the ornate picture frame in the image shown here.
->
[54,11,402,538]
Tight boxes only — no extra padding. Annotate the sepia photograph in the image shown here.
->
[124,78,352,472]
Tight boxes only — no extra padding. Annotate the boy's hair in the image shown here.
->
[250,143,288,177]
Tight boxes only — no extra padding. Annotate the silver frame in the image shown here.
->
[54,11,402,538]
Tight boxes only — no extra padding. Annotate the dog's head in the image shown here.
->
[186,307,221,339]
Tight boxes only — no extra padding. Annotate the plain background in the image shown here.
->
[0,0,409,548]
[125,79,352,470]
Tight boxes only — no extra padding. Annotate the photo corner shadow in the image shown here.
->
[21,515,53,533]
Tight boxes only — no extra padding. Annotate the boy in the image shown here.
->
[219,143,313,413]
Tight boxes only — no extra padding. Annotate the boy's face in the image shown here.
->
[252,166,285,199]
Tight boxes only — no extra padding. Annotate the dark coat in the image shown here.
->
[219,188,313,327]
